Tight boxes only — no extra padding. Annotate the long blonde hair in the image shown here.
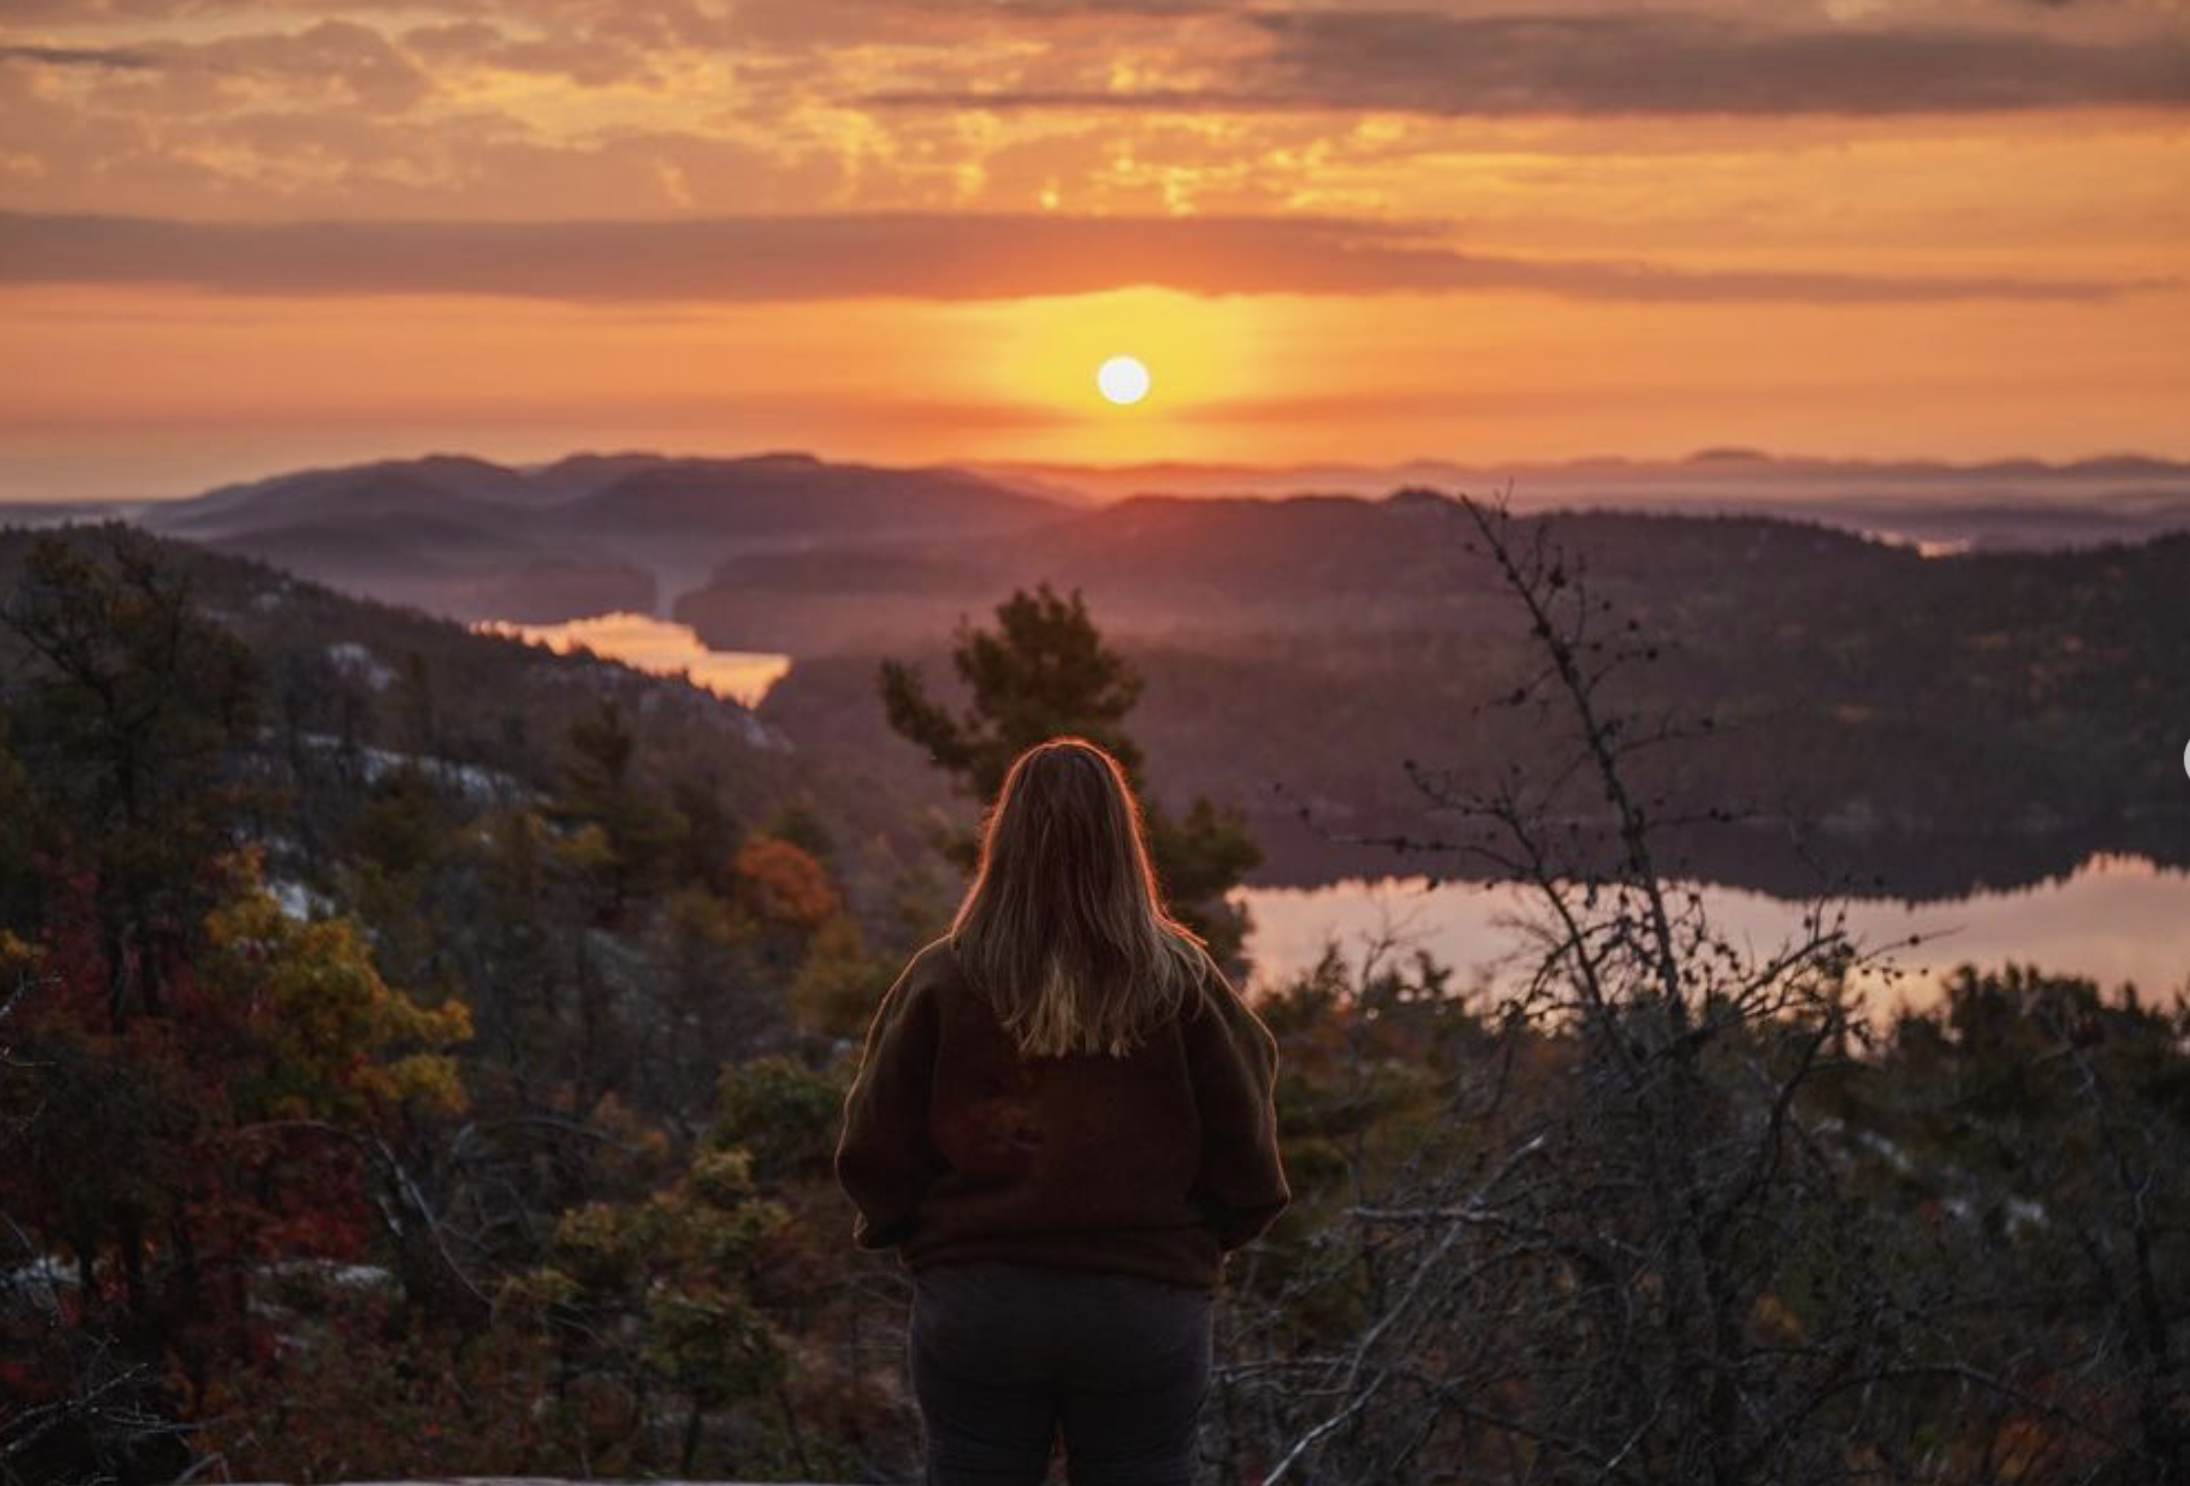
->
[950,736,1212,1058]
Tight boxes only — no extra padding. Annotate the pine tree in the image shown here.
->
[548,698,677,921]
[879,582,1261,962]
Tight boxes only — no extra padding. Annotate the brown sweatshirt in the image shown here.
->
[834,935,1290,1292]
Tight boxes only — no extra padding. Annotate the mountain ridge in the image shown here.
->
[102,452,1066,624]
[9,447,2189,631]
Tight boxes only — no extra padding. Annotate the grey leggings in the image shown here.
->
[908,1258,1216,1485]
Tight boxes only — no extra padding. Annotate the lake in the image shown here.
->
[478,611,792,707]
[469,611,2187,1013]
[1235,851,2190,1015]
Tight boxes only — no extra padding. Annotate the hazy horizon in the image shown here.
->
[12,439,2190,510]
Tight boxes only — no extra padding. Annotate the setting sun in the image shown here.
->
[1097,355,1152,407]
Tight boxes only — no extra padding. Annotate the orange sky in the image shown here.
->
[3,1,2187,500]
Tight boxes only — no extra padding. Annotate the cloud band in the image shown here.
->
[0,210,2160,304]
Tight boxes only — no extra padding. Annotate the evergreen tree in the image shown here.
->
[548,698,676,921]
[879,582,1261,962]
[0,527,258,1026]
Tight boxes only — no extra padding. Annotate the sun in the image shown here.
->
[1096,354,1151,406]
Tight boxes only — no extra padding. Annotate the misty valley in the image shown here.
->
[4,449,2188,1483]
[8,448,2185,1003]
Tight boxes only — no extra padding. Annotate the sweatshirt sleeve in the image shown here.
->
[834,952,944,1251]
[1185,966,1291,1252]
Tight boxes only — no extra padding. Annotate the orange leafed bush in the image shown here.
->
[732,835,841,930]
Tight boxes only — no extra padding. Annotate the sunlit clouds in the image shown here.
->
[2,0,2187,497]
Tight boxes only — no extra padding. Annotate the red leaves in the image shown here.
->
[733,835,841,931]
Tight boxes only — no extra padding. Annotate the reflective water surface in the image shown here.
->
[479,611,792,707]
[1236,852,2190,1013]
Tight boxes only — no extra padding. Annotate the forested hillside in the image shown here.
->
[2,515,2185,1484]
[0,523,955,1481]
[723,495,2190,897]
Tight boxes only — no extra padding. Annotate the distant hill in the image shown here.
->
[122,452,1064,624]
[12,450,2189,898]
[6,500,2183,901]
[552,453,1064,602]
[696,492,2190,898]
[14,447,2184,627]
[674,490,1900,652]
[971,451,2190,551]
[160,454,558,529]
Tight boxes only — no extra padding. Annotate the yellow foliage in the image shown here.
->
[0,928,39,977]
[686,1147,757,1210]
[201,882,473,1123]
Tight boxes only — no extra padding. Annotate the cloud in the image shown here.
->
[0,44,159,71]
[730,0,1230,47]
[0,210,2163,303]
[398,20,658,86]
[4,21,436,116]
[866,8,2190,115]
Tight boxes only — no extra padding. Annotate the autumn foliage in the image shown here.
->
[4,528,2186,1485]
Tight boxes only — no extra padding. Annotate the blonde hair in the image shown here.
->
[950,737,1212,1058]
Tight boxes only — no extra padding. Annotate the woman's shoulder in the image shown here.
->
[864,937,969,1038]
[1179,954,1274,1044]
[901,934,970,996]
[1175,940,1234,1008]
